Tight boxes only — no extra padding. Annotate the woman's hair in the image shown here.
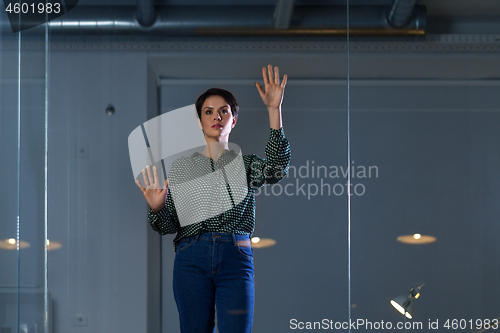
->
[195,88,239,120]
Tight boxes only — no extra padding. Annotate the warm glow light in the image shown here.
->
[0,238,61,251]
[390,300,412,319]
[250,238,277,248]
[47,240,62,251]
[251,237,260,243]
[0,239,30,250]
[415,293,420,299]
[397,234,436,244]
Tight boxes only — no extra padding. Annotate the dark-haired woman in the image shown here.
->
[136,65,291,333]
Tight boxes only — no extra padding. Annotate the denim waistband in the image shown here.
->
[187,232,250,244]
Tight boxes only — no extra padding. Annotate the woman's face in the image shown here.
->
[199,95,237,142]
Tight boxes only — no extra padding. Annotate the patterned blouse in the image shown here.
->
[148,127,291,251]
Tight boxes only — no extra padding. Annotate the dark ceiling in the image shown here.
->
[78,0,500,16]
[38,0,500,39]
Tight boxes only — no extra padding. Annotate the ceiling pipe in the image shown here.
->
[40,5,425,38]
[274,0,296,29]
[387,0,419,29]
[136,0,156,27]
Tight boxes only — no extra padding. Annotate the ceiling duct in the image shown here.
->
[136,0,156,27]
[387,0,419,28]
[6,5,425,38]
[274,0,296,29]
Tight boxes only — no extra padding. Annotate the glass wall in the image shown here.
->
[349,12,500,333]
[0,9,50,333]
[2,2,500,333]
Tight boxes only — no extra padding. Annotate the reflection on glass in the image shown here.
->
[0,239,31,250]
[0,4,50,332]
[46,240,62,251]
[250,237,277,249]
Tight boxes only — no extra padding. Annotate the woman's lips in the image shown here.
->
[212,124,223,129]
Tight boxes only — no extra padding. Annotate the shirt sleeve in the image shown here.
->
[248,127,291,189]
[147,191,180,235]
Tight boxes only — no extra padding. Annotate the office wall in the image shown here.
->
[48,51,149,332]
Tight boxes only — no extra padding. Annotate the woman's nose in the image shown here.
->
[215,111,222,120]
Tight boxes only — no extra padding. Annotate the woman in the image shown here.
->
[136,64,291,333]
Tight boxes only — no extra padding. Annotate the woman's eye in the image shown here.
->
[221,109,228,114]
[205,110,212,114]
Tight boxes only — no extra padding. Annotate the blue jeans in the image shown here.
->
[173,232,255,333]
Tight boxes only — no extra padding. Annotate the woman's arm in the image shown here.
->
[136,165,169,213]
[148,192,180,235]
[255,64,288,130]
[136,165,179,234]
[248,127,291,189]
[249,64,291,188]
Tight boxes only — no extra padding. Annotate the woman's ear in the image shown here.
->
[231,116,238,128]
[198,118,203,130]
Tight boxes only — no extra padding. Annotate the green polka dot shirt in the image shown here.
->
[148,127,291,251]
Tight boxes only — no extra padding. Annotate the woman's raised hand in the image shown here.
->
[255,64,288,112]
[135,165,169,214]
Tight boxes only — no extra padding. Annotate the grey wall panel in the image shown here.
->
[48,51,149,333]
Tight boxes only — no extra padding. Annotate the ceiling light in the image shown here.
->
[397,234,436,244]
[250,237,276,249]
[390,283,425,319]
[390,297,414,319]
[0,239,31,250]
[0,238,62,250]
[47,240,62,251]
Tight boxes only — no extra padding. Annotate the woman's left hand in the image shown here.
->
[255,64,288,112]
